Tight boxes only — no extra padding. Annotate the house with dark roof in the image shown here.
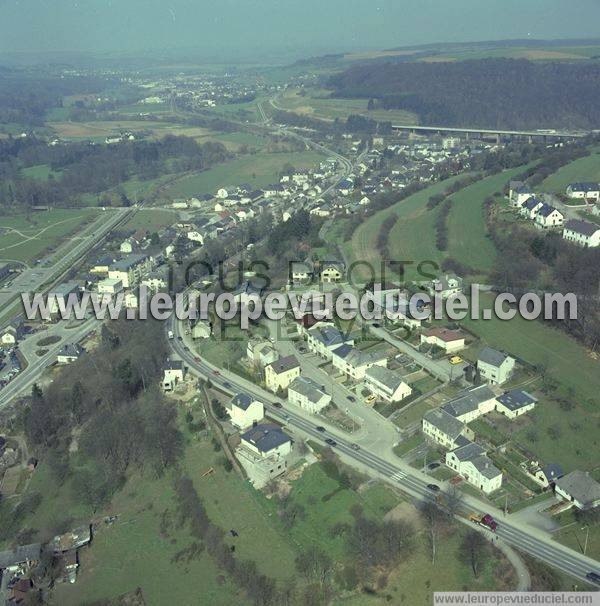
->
[264,355,300,393]
[534,203,563,229]
[331,344,387,381]
[162,359,185,392]
[228,392,264,430]
[0,543,41,574]
[306,323,353,359]
[555,470,600,510]
[534,463,564,488]
[236,423,293,488]
[445,440,502,494]
[477,347,516,385]
[422,408,474,449]
[364,366,412,403]
[441,385,497,423]
[288,376,331,413]
[495,389,537,419]
[520,196,544,219]
[566,182,600,201]
[57,343,84,365]
[563,219,600,248]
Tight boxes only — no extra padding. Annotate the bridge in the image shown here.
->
[390,123,588,141]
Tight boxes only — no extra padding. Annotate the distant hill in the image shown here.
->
[327,58,600,130]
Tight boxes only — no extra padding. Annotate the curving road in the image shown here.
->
[167,311,600,586]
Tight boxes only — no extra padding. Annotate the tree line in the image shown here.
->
[328,58,600,129]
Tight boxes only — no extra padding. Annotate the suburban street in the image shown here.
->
[169,311,600,585]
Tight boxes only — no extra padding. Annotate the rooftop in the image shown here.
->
[288,375,328,404]
[496,389,537,412]
[423,408,466,441]
[442,385,496,418]
[240,423,291,453]
[556,470,600,508]
[268,355,300,375]
[564,219,600,237]
[478,346,511,368]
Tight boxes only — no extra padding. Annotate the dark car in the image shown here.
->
[223,381,231,388]
[177,336,183,341]
[372,322,381,328]
[272,402,282,409]
[426,483,441,492]
[586,572,600,585]
[350,443,360,451]
[325,438,337,446]
[316,426,326,432]
[428,462,440,470]
[346,395,356,402]
[184,346,190,351]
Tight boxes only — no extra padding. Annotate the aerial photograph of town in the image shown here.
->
[0,1,599,604]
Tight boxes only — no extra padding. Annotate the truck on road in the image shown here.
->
[469,513,498,532]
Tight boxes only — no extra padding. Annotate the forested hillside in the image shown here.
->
[328,58,600,129]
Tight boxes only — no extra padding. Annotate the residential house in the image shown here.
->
[265,355,301,393]
[513,185,534,208]
[555,470,600,510]
[57,343,84,365]
[191,320,211,339]
[445,441,502,494]
[477,347,516,385]
[422,408,474,449]
[427,274,463,299]
[520,196,544,219]
[364,366,412,403]
[97,277,123,296]
[291,260,314,284]
[48,281,81,316]
[441,385,498,423]
[420,327,465,353]
[246,337,279,367]
[228,393,264,430]
[288,376,331,413]
[320,260,345,283]
[534,204,564,229]
[0,543,41,575]
[162,360,185,392]
[1,321,24,346]
[306,324,353,359]
[331,344,387,381]
[566,182,600,201]
[534,463,564,488]
[495,389,537,419]
[236,423,293,487]
[108,254,153,288]
[562,219,600,248]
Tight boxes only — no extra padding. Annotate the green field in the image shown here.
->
[445,167,528,273]
[21,164,63,181]
[459,293,600,407]
[0,208,98,264]
[164,150,325,198]
[540,148,600,193]
[276,88,417,124]
[338,174,467,281]
[121,208,177,232]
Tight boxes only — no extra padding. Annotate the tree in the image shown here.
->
[459,530,489,578]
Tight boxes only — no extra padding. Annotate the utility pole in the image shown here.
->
[504,494,508,517]
[583,526,590,555]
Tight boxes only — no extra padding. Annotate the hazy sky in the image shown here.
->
[2,0,600,59]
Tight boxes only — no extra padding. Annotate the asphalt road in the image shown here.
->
[168,310,600,585]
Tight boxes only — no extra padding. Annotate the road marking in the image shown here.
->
[391,471,407,482]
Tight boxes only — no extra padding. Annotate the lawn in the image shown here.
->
[459,292,600,408]
[446,167,529,274]
[341,174,467,281]
[276,88,418,124]
[164,151,325,198]
[0,208,99,264]
[121,208,177,232]
[21,164,62,181]
[541,147,600,192]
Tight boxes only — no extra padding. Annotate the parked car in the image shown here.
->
[426,483,441,492]
[364,394,377,404]
[346,395,356,402]
[428,462,440,470]
[449,355,464,365]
